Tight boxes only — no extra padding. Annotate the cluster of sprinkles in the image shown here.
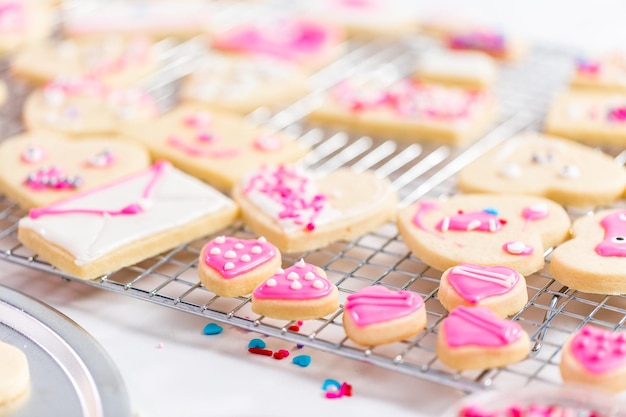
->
[448,30,506,54]
[244,165,327,232]
[322,379,352,399]
[458,403,608,417]
[24,166,82,191]
[246,337,310,365]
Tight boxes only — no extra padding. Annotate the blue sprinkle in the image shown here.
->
[322,378,341,390]
[292,354,312,367]
[482,207,499,215]
[203,323,223,335]
[248,338,267,349]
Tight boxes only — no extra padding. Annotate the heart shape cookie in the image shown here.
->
[0,131,150,208]
[251,260,339,320]
[198,235,281,297]
[232,164,397,253]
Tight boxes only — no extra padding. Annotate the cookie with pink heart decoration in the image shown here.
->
[436,305,530,370]
[0,131,150,209]
[198,235,281,297]
[438,264,527,317]
[342,286,427,346]
[251,259,339,320]
[232,164,398,253]
[549,208,626,294]
[396,194,571,276]
[560,325,626,393]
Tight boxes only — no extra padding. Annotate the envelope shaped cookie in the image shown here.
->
[122,105,310,191]
[545,90,626,146]
[308,78,496,145]
[549,208,626,294]
[571,53,626,94]
[23,77,158,137]
[0,0,54,56]
[0,131,151,209]
[397,194,571,275]
[560,325,626,393]
[18,161,239,280]
[180,53,309,114]
[457,133,626,207]
[232,164,398,253]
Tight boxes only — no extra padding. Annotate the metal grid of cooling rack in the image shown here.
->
[1,35,622,393]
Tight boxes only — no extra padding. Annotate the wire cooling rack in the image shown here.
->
[2,32,623,393]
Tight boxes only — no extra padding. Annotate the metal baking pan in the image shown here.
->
[0,284,130,417]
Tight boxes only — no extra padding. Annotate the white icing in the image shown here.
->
[19,163,235,265]
[251,245,262,254]
[287,272,299,280]
[304,271,315,281]
[418,50,496,81]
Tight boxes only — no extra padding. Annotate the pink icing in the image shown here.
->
[447,264,519,304]
[570,325,626,374]
[24,166,82,191]
[167,136,240,158]
[0,1,24,33]
[608,106,626,123]
[448,30,506,54]
[253,260,334,300]
[436,209,504,233]
[184,112,212,128]
[21,144,45,164]
[595,211,626,257]
[253,135,284,152]
[411,201,443,237]
[87,37,152,79]
[243,165,327,231]
[522,204,548,222]
[459,403,607,417]
[28,160,167,219]
[344,286,424,327]
[332,0,380,8]
[503,241,533,256]
[203,236,277,279]
[443,306,523,347]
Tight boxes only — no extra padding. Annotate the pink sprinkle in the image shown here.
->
[155,342,164,349]
[197,132,215,142]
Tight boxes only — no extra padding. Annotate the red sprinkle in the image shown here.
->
[341,383,352,397]
[288,325,300,332]
[248,347,273,356]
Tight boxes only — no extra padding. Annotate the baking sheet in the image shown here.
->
[0,284,130,417]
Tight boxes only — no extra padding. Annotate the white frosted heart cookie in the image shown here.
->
[0,341,29,407]
[308,77,496,145]
[342,286,427,346]
[23,77,158,137]
[232,164,398,253]
[122,105,309,191]
[438,264,527,317]
[18,161,239,280]
[198,235,281,297]
[457,133,626,207]
[397,194,571,276]
[12,35,157,87]
[550,208,626,295]
[0,0,54,56]
[251,260,339,320]
[545,90,626,146]
[0,131,151,209]
[415,50,497,88]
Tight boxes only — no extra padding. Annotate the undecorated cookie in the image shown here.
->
[251,259,339,320]
[436,305,530,370]
[550,208,626,294]
[122,105,309,191]
[308,77,496,145]
[198,235,281,297]
[232,164,398,253]
[0,131,150,209]
[571,53,626,94]
[560,325,626,393]
[0,341,29,406]
[397,194,571,276]
[415,50,497,88]
[18,161,239,280]
[457,133,626,207]
[438,263,527,317]
[342,285,427,346]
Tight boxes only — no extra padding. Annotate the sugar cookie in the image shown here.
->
[308,78,496,145]
[397,194,571,276]
[122,105,309,191]
[446,28,526,61]
[438,264,527,317]
[0,341,30,406]
[232,164,398,253]
[0,131,151,209]
[560,325,626,393]
[0,0,54,56]
[457,133,626,207]
[18,161,239,280]
[436,306,530,370]
[198,235,281,297]
[571,53,626,94]
[549,208,626,294]
[251,260,339,320]
[342,286,427,346]
[415,50,497,88]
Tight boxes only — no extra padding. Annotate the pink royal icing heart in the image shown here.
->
[447,264,520,304]
[571,325,626,374]
[203,236,277,279]
[443,306,523,347]
[253,260,334,300]
[344,286,424,327]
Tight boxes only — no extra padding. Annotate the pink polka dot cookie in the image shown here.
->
[251,259,339,320]
[438,264,527,317]
[560,325,626,393]
[436,306,530,370]
[198,235,281,297]
[396,194,571,276]
[342,286,427,346]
